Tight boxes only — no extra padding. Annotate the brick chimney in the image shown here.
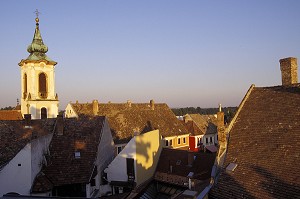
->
[127,100,132,108]
[56,114,64,135]
[217,104,226,149]
[92,100,98,116]
[24,114,31,128]
[280,57,298,86]
[150,99,155,110]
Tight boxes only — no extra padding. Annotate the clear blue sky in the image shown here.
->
[0,1,299,109]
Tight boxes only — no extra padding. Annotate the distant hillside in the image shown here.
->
[171,106,237,124]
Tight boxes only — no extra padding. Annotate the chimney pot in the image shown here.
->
[150,99,155,110]
[92,100,99,116]
[280,57,298,86]
[217,108,226,149]
[127,100,132,108]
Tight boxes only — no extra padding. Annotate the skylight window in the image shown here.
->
[187,172,194,178]
[75,151,81,159]
[226,163,238,172]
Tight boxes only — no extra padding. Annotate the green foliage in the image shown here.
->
[171,106,237,123]
[0,106,14,110]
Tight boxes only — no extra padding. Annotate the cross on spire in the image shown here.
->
[34,9,41,18]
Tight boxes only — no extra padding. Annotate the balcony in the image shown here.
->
[39,92,48,99]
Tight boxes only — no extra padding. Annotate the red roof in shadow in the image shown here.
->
[210,84,300,198]
[33,116,106,188]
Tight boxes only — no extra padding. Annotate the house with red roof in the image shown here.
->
[183,113,220,152]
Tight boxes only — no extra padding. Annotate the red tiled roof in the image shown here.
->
[31,173,53,193]
[0,119,56,168]
[210,84,300,198]
[183,114,217,136]
[155,148,216,183]
[70,102,189,144]
[36,116,106,186]
[0,110,23,120]
[183,120,203,136]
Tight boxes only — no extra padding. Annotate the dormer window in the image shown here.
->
[226,163,238,172]
[75,151,81,159]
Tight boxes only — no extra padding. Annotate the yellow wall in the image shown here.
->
[20,62,58,119]
[164,134,190,149]
[135,130,163,186]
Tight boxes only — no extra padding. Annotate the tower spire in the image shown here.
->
[19,10,56,65]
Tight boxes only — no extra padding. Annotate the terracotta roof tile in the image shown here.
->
[37,116,106,186]
[0,110,23,120]
[0,119,56,168]
[183,114,217,136]
[210,84,300,198]
[31,173,53,193]
[155,148,216,184]
[71,102,189,144]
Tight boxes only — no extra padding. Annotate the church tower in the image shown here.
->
[18,12,59,119]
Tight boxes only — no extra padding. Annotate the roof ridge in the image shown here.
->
[226,84,255,134]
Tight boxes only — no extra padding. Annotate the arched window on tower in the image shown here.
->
[23,73,28,99]
[39,73,47,99]
[41,107,47,119]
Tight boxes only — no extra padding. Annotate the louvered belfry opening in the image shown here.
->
[39,73,47,98]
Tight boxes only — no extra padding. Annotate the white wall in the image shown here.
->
[105,136,136,183]
[64,104,78,118]
[94,118,115,197]
[0,134,53,197]
[0,144,32,196]
[31,134,53,184]
[20,62,59,119]
[105,130,163,187]
[203,134,217,146]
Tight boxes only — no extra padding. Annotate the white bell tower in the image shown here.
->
[19,11,59,119]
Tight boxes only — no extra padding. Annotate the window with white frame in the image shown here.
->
[117,146,122,154]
